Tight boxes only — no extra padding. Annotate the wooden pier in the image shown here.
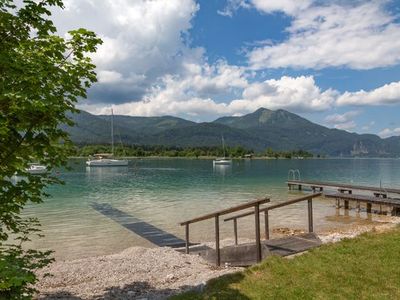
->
[180,193,322,266]
[287,179,400,215]
[287,179,400,196]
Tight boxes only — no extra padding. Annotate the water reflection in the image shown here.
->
[213,164,232,176]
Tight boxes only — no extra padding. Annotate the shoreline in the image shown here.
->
[35,217,400,299]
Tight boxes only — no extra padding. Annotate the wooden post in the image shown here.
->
[298,184,302,191]
[356,201,360,213]
[308,198,313,233]
[336,199,340,208]
[254,204,261,263]
[215,215,220,266]
[264,210,269,240]
[233,218,238,245]
[185,223,189,254]
[367,203,372,213]
[344,200,349,210]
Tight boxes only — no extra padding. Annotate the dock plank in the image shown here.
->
[188,233,322,267]
[287,180,400,195]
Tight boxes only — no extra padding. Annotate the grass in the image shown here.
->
[172,226,400,299]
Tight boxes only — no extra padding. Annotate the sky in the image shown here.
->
[49,0,400,138]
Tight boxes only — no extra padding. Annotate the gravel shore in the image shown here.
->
[35,217,399,300]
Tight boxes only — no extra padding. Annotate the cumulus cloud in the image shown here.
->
[102,75,337,120]
[50,0,200,104]
[248,1,400,70]
[379,127,400,138]
[337,81,400,106]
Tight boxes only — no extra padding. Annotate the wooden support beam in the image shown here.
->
[215,215,220,266]
[185,223,189,254]
[264,210,269,240]
[255,204,261,263]
[233,218,238,246]
[308,199,313,233]
[367,203,372,213]
[356,201,361,213]
[336,199,340,208]
[344,200,349,210]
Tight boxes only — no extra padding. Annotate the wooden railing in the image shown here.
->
[179,197,270,266]
[224,193,322,242]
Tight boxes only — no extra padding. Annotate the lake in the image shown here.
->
[24,158,400,259]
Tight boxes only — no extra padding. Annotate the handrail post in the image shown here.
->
[233,218,238,245]
[308,198,313,233]
[255,203,261,263]
[215,215,220,266]
[185,223,189,254]
[264,210,269,240]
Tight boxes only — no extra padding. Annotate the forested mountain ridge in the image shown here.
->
[63,108,400,157]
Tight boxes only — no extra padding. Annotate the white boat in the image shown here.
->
[86,154,128,166]
[26,163,48,174]
[86,109,129,167]
[213,158,232,165]
[213,135,232,165]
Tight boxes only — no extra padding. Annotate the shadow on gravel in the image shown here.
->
[170,272,251,300]
[38,281,206,300]
[39,291,83,299]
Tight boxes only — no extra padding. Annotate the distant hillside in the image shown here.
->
[63,108,400,157]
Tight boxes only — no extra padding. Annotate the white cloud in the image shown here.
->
[217,0,250,17]
[325,110,360,124]
[50,0,200,103]
[98,75,337,120]
[237,75,337,112]
[337,81,400,106]
[248,2,400,70]
[334,121,357,131]
[379,127,400,138]
[250,0,312,15]
[98,70,123,84]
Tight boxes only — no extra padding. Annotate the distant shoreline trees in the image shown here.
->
[71,144,315,159]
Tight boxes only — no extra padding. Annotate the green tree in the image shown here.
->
[0,0,101,297]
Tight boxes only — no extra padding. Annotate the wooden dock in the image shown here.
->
[179,233,321,267]
[287,179,400,196]
[287,179,400,215]
[180,193,322,266]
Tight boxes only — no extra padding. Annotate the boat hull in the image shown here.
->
[26,165,47,174]
[213,159,232,165]
[86,159,129,166]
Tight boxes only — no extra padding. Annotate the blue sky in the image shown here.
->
[50,0,400,138]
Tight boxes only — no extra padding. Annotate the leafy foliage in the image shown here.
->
[0,0,101,297]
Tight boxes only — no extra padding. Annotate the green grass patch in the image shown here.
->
[173,227,400,299]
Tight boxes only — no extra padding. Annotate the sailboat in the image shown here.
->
[26,163,47,175]
[86,109,129,166]
[213,135,232,165]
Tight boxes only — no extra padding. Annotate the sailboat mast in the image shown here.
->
[111,108,114,156]
[222,135,226,157]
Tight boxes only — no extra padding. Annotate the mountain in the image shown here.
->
[63,108,400,157]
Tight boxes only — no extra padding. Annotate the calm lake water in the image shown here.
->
[24,158,400,259]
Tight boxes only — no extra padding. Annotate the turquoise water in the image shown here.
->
[24,158,400,259]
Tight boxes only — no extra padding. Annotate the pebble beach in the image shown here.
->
[35,216,399,300]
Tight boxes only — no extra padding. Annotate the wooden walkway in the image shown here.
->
[287,179,400,195]
[287,179,400,215]
[180,194,322,266]
[91,203,191,248]
[178,233,321,267]
[325,192,400,215]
